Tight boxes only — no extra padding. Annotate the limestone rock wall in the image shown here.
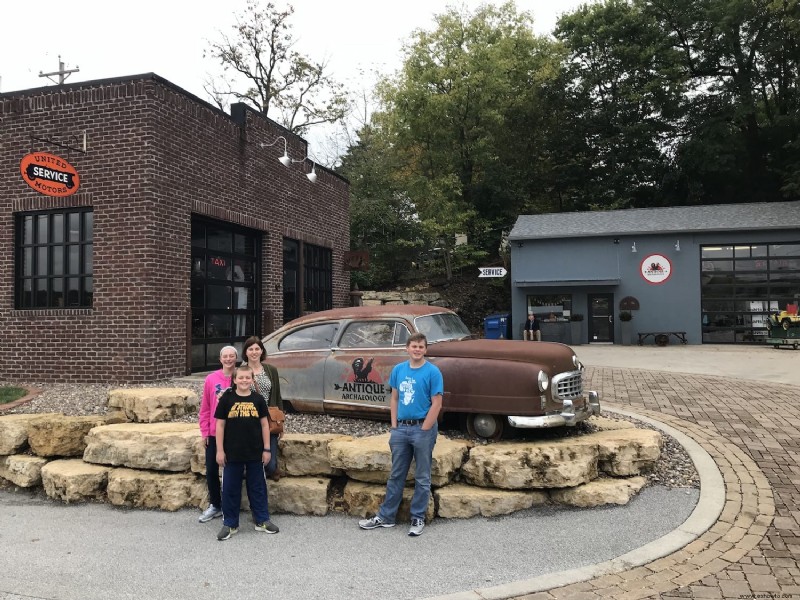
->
[28,414,126,458]
[0,454,48,487]
[0,402,664,520]
[0,413,60,454]
[360,290,447,307]
[108,388,199,423]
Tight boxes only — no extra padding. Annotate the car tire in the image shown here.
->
[465,413,504,441]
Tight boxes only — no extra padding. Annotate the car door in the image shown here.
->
[269,322,339,413]
[323,319,411,419]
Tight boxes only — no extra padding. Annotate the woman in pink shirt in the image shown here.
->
[198,345,238,523]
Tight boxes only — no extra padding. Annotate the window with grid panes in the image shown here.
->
[303,243,332,312]
[701,243,800,343]
[16,209,93,308]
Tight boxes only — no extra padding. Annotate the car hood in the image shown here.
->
[426,339,576,365]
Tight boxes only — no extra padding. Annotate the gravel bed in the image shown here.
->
[2,380,698,489]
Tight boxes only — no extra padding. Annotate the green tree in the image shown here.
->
[204,0,348,134]
[554,0,687,209]
[337,122,426,289]
[644,0,800,203]
[375,2,562,275]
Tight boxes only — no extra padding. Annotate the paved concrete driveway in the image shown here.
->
[512,343,799,599]
[574,342,800,386]
[2,342,798,599]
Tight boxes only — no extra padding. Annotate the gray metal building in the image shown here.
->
[509,201,800,345]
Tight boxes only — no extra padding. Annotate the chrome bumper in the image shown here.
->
[507,391,601,429]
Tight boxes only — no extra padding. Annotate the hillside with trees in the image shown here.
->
[205,0,800,297]
[337,0,800,294]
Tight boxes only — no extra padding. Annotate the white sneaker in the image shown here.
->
[408,518,425,536]
[199,505,222,523]
[358,515,395,530]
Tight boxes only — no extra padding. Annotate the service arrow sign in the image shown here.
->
[478,267,507,278]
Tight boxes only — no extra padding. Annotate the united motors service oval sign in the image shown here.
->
[640,253,672,285]
[20,152,81,197]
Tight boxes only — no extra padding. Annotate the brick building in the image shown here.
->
[0,74,350,382]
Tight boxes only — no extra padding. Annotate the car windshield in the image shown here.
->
[414,313,472,343]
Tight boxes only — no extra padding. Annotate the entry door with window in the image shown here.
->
[588,294,614,343]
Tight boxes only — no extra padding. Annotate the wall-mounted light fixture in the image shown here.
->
[292,156,317,183]
[631,242,637,253]
[613,238,620,245]
[260,136,291,167]
[516,241,524,249]
[674,240,681,252]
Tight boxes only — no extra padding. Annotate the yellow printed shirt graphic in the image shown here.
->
[228,401,261,418]
[213,390,269,462]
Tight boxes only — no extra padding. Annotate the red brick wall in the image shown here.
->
[0,75,350,383]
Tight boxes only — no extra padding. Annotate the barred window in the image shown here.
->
[16,208,93,308]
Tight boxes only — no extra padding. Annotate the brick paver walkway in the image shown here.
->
[516,367,799,600]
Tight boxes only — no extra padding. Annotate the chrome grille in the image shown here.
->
[552,370,583,401]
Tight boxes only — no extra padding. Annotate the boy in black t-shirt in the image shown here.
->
[213,365,279,540]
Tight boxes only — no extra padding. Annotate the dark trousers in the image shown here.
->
[221,459,270,527]
[263,432,279,477]
[204,436,221,508]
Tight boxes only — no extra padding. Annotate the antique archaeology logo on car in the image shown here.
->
[333,357,388,402]
[20,152,81,197]
[640,254,672,285]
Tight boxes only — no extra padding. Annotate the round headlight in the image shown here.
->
[538,370,550,392]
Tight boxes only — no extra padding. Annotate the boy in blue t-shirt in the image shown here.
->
[358,332,443,536]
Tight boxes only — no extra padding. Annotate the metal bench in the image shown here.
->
[637,331,688,346]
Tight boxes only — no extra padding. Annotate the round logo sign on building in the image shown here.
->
[640,254,672,285]
[20,152,81,197]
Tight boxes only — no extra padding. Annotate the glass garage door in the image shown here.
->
[701,243,800,343]
[191,217,261,371]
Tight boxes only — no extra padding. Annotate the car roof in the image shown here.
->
[277,305,455,328]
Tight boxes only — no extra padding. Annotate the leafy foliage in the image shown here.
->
[339,0,800,289]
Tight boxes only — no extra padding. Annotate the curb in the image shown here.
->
[0,385,41,412]
[424,402,768,600]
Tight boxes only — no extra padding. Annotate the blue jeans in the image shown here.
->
[220,460,270,527]
[378,422,438,522]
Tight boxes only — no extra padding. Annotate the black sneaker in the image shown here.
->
[217,525,238,541]
[255,521,279,534]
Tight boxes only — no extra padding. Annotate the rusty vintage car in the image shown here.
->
[261,305,600,439]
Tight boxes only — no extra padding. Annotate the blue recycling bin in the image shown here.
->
[484,313,511,339]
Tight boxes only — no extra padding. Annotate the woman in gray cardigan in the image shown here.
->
[242,336,284,479]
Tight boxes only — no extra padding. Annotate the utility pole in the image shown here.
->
[39,55,79,85]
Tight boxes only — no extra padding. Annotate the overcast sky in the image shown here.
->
[1,0,587,157]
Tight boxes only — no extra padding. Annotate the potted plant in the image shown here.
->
[619,310,633,345]
[569,313,584,345]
